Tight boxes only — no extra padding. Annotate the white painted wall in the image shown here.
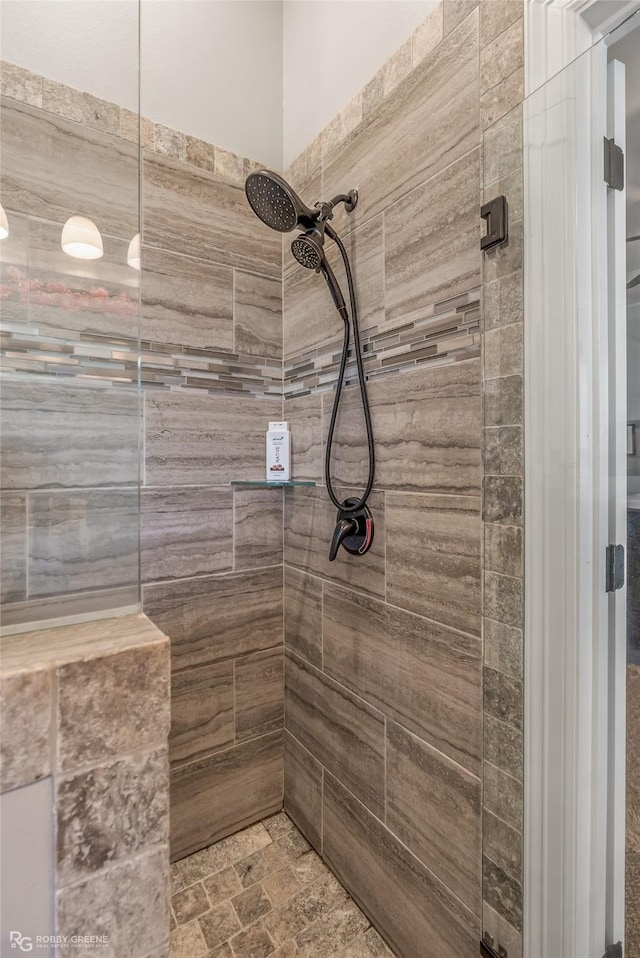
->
[282,0,436,165]
[0,0,435,168]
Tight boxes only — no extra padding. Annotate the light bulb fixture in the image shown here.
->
[61,215,103,260]
[127,233,141,270]
[0,203,9,240]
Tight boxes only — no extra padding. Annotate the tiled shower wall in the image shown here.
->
[0,63,287,862]
[279,2,525,957]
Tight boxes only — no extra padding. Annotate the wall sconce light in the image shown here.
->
[0,203,9,240]
[127,233,141,270]
[61,215,103,259]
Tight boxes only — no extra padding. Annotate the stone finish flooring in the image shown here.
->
[170,812,396,958]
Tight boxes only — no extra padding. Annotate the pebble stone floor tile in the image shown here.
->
[170,812,397,958]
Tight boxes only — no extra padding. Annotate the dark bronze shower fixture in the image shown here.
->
[245,170,375,561]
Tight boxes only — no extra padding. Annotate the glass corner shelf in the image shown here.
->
[230,480,317,488]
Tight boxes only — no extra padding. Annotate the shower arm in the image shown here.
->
[315,191,358,222]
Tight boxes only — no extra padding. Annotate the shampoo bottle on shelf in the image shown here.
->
[266,421,291,482]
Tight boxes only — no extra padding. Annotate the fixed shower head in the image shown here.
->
[245,170,316,233]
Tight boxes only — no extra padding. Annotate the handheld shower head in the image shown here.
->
[245,170,316,233]
[292,224,348,321]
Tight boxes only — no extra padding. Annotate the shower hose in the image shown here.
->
[323,225,375,515]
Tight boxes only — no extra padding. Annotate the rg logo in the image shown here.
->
[9,932,33,952]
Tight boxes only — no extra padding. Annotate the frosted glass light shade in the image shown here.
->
[0,203,9,240]
[61,215,103,259]
[127,233,141,270]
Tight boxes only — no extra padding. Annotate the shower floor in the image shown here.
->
[169,812,396,958]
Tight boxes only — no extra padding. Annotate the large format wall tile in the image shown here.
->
[1,99,138,236]
[284,486,385,599]
[386,492,482,636]
[323,773,480,958]
[234,270,283,360]
[384,149,480,330]
[144,568,283,672]
[284,567,322,669]
[141,246,233,351]
[322,10,479,225]
[170,661,234,767]
[327,360,482,494]
[323,583,481,775]
[141,487,233,583]
[233,489,283,570]
[285,651,385,818]
[1,377,139,490]
[171,732,283,860]
[144,390,277,486]
[283,731,322,852]
[235,648,284,742]
[282,394,323,484]
[143,153,280,278]
[385,720,481,915]
[28,489,138,598]
[0,493,26,603]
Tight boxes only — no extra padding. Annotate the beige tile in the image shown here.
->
[322,10,478,226]
[485,523,522,577]
[57,848,170,957]
[179,823,272,885]
[154,124,186,161]
[480,19,523,95]
[233,489,283,570]
[483,107,522,186]
[285,652,385,817]
[384,149,480,331]
[234,270,282,360]
[323,773,479,957]
[484,666,522,731]
[170,919,208,958]
[412,5,444,64]
[172,882,210,925]
[264,870,347,944]
[484,617,522,680]
[323,583,482,774]
[56,747,168,885]
[480,0,523,48]
[42,78,83,121]
[484,322,523,380]
[484,375,523,427]
[0,668,52,791]
[28,489,138,599]
[482,475,523,526]
[171,661,234,766]
[290,851,327,887]
[386,721,480,914]
[484,761,523,833]
[235,648,284,742]
[481,67,524,131]
[141,487,233,583]
[144,567,283,671]
[284,567,322,669]
[1,61,43,107]
[484,713,522,782]
[484,808,522,887]
[284,732,323,852]
[294,897,369,956]
[170,732,283,861]
[444,0,478,34]
[144,390,278,486]
[363,39,412,116]
[483,269,523,333]
[386,492,481,636]
[215,146,245,185]
[57,642,170,772]
[284,487,385,600]
[282,394,323,484]
[229,921,275,958]
[322,92,363,160]
[483,425,523,477]
[327,360,482,495]
[262,866,302,906]
[82,93,120,134]
[186,136,216,172]
[141,246,233,351]
[143,153,280,277]
[484,570,523,628]
[199,900,242,950]
[231,882,272,927]
[203,866,243,905]
[0,493,26,603]
[1,379,139,491]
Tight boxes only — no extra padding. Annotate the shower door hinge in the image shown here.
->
[480,933,507,958]
[480,195,508,252]
[605,544,625,592]
[604,137,624,190]
[602,942,623,958]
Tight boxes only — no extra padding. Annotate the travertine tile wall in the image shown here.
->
[0,615,171,958]
[279,3,525,957]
